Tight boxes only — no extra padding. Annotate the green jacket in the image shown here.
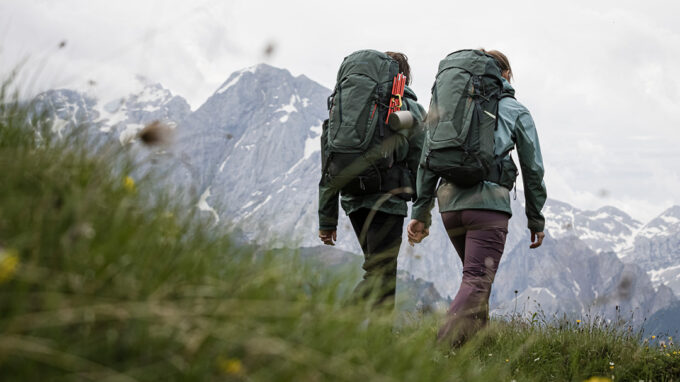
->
[411,79,547,232]
[318,86,426,231]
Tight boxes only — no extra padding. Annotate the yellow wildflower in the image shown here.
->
[610,365,614,370]
[585,377,611,382]
[218,357,243,376]
[576,319,581,324]
[0,249,19,283]
[124,176,135,192]
[505,359,509,363]
[652,335,656,339]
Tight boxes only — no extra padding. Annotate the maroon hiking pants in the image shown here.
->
[437,209,509,346]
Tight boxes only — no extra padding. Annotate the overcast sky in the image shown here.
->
[2,0,679,222]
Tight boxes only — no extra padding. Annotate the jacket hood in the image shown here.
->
[501,78,516,98]
[404,85,418,101]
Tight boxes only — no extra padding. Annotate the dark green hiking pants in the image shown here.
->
[349,208,404,309]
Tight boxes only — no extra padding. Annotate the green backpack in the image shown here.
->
[422,49,514,188]
[322,50,404,196]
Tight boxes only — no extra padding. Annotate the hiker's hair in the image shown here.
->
[385,51,411,85]
[480,49,513,82]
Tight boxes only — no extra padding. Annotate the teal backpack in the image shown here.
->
[322,50,407,197]
[422,49,515,188]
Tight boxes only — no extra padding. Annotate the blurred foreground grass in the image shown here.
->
[0,79,679,381]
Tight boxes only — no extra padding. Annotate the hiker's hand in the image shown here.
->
[407,219,429,246]
[319,230,337,246]
[530,231,545,249]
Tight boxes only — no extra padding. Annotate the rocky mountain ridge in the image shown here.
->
[33,63,680,324]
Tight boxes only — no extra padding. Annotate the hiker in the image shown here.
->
[318,50,426,309]
[407,49,546,345]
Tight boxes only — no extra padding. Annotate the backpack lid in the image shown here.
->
[437,49,503,79]
[326,50,400,154]
[337,50,398,84]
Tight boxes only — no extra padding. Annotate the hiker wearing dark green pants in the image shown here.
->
[407,49,546,346]
[319,51,426,309]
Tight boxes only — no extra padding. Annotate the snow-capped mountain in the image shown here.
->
[35,64,680,325]
[96,77,191,145]
[33,89,104,138]
[532,196,680,299]
[491,233,675,324]
[622,206,680,296]
[627,205,680,269]
[542,200,642,254]
[33,78,191,147]
[169,64,334,236]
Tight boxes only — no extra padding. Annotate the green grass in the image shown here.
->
[0,81,679,381]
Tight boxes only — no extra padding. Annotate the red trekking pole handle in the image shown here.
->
[386,73,407,123]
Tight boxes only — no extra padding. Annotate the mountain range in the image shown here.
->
[33,63,680,328]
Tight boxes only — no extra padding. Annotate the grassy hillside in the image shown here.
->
[1,86,679,381]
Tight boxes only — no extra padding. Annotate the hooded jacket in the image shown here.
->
[411,78,546,232]
[318,86,426,231]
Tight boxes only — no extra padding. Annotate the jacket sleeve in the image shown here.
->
[318,118,339,231]
[404,100,427,177]
[410,142,438,228]
[514,110,547,232]
[318,181,340,231]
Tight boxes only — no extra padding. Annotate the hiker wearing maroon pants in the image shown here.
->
[408,49,547,346]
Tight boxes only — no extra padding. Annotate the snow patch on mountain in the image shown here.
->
[639,207,680,238]
[277,94,300,123]
[650,264,680,283]
[136,84,171,104]
[246,195,272,218]
[51,115,70,138]
[216,65,259,95]
[304,121,323,160]
[532,287,556,299]
[97,99,127,131]
[197,187,220,225]
[648,265,680,297]
[119,123,144,145]
[661,215,680,224]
